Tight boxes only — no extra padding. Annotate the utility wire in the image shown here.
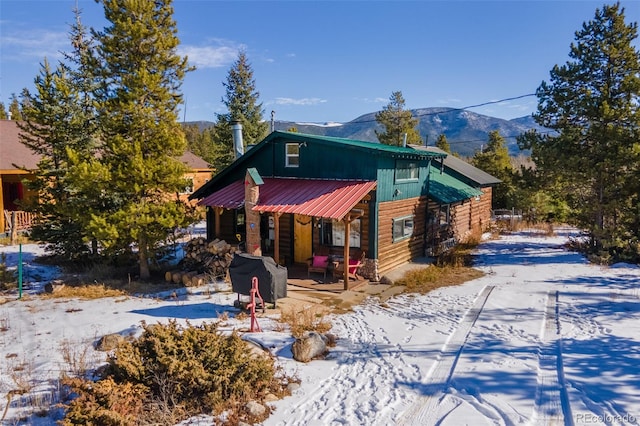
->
[349,93,538,124]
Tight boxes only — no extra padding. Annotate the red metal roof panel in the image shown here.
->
[199,178,377,220]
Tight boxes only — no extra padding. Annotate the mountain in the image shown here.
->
[188,108,549,157]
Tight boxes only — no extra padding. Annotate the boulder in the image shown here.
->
[245,400,266,417]
[95,333,125,351]
[291,331,327,363]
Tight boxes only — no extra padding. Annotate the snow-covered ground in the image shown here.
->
[1,226,639,425]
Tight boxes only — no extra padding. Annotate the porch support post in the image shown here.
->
[214,207,222,238]
[273,212,282,264]
[343,215,351,290]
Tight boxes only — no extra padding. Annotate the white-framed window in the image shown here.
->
[393,215,414,242]
[285,143,299,167]
[320,218,361,248]
[395,160,419,182]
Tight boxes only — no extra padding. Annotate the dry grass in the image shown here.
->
[279,305,332,338]
[40,284,126,300]
[395,231,484,294]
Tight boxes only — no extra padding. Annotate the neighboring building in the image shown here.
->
[190,131,497,281]
[0,119,212,234]
[413,146,501,255]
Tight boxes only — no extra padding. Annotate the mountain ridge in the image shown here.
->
[188,108,547,157]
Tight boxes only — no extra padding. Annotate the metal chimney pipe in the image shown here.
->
[402,133,407,147]
[231,121,244,159]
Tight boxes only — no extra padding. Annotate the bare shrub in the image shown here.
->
[279,305,332,338]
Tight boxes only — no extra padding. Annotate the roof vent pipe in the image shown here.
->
[231,121,244,159]
[402,133,407,148]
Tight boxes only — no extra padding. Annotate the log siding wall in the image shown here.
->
[377,195,428,275]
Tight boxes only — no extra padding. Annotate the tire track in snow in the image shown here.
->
[397,285,495,425]
[534,290,573,426]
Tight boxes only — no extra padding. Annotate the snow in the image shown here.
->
[1,226,640,425]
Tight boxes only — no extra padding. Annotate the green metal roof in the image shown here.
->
[428,164,483,204]
[272,131,444,159]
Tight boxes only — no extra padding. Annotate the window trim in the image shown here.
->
[320,218,361,248]
[395,160,419,182]
[285,143,300,168]
[392,215,414,242]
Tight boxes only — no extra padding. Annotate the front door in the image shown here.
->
[293,214,312,263]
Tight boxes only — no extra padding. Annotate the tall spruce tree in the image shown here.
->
[78,0,194,279]
[0,103,7,119]
[19,53,98,259]
[519,2,640,260]
[375,91,421,146]
[18,8,99,259]
[212,51,268,171]
[472,130,514,209]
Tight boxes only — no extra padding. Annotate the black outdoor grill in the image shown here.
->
[228,253,287,307]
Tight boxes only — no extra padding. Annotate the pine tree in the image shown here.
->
[18,9,99,259]
[519,2,640,260]
[80,0,194,279]
[0,103,7,119]
[212,51,268,171]
[435,134,451,153]
[375,91,421,146]
[472,130,513,208]
[8,94,22,120]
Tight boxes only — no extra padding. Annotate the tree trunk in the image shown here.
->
[138,234,150,280]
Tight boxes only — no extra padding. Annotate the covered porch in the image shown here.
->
[199,172,377,290]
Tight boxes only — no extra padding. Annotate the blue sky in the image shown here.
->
[1,0,638,123]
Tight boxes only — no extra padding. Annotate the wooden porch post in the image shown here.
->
[343,215,351,290]
[214,207,222,238]
[274,212,282,265]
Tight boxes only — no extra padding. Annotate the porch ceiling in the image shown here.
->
[199,178,377,220]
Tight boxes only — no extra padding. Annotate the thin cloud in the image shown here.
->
[1,29,68,62]
[272,97,327,106]
[437,98,462,105]
[179,40,244,69]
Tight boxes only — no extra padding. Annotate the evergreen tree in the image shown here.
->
[472,130,514,209]
[375,91,421,146]
[182,123,217,167]
[435,133,451,153]
[519,2,640,261]
[9,94,22,120]
[78,0,194,279]
[18,9,99,259]
[212,51,268,171]
[0,102,7,119]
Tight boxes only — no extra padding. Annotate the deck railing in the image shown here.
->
[3,210,36,233]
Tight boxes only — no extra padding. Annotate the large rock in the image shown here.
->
[291,331,327,363]
[95,333,125,351]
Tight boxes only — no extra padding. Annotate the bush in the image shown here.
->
[61,320,292,425]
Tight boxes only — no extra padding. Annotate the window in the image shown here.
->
[439,205,450,225]
[320,218,361,248]
[395,160,418,182]
[393,216,414,241]
[285,143,299,167]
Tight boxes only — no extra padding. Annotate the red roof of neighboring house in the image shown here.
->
[199,178,377,220]
[0,119,209,172]
[0,120,40,171]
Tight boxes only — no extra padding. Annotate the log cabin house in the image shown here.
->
[190,131,499,284]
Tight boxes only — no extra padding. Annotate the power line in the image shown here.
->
[350,93,538,124]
